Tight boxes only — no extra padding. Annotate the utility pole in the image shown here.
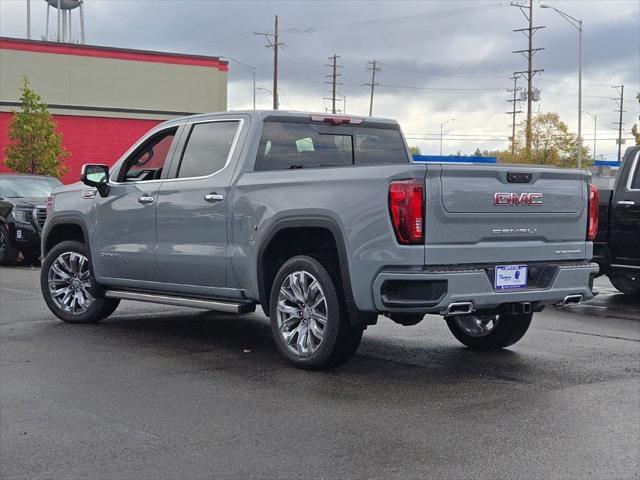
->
[365,60,381,117]
[612,85,625,163]
[323,55,342,114]
[254,15,283,110]
[512,0,544,159]
[506,74,523,159]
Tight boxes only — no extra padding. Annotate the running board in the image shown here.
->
[104,290,255,314]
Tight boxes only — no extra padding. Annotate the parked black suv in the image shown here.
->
[0,174,62,265]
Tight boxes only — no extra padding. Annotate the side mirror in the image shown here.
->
[81,164,110,197]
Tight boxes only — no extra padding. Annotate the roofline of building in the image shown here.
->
[0,36,228,71]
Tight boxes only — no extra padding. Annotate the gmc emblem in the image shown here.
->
[494,192,543,206]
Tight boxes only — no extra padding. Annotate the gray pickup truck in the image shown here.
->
[40,111,599,369]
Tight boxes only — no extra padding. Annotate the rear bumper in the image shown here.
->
[372,262,600,314]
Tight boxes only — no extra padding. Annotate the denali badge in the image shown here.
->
[494,192,543,206]
[492,227,538,235]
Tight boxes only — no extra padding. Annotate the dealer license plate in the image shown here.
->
[495,265,527,290]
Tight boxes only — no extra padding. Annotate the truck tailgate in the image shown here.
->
[424,164,590,265]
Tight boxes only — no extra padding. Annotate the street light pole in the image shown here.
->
[541,4,584,168]
[440,118,455,156]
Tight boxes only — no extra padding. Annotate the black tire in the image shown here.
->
[41,240,120,323]
[21,251,41,266]
[0,223,19,266]
[608,273,640,296]
[269,255,363,370]
[445,312,532,350]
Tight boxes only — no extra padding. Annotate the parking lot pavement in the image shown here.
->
[1,267,639,480]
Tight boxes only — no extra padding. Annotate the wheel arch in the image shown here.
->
[257,217,374,327]
[42,215,90,257]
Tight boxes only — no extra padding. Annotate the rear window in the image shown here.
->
[254,121,408,171]
[255,123,353,171]
[176,121,239,178]
[354,128,408,166]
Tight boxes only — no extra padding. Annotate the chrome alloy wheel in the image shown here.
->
[47,251,95,315]
[276,270,328,356]
[454,314,500,337]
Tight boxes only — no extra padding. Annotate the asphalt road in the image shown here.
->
[1,268,639,480]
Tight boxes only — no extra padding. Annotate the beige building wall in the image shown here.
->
[0,39,227,120]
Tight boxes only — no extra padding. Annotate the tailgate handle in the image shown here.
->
[507,172,532,183]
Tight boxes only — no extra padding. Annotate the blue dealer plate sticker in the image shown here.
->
[495,265,528,290]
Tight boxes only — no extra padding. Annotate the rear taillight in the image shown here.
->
[46,196,54,216]
[389,179,424,245]
[587,183,599,241]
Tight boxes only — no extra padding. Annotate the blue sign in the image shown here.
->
[593,160,621,168]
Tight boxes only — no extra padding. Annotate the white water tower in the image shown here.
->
[44,0,86,43]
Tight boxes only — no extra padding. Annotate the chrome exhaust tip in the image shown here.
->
[445,301,475,315]
[562,294,583,306]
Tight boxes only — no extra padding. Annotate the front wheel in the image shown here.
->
[269,255,363,370]
[445,312,532,350]
[0,224,19,266]
[41,240,120,323]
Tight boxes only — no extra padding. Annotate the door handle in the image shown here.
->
[138,195,155,204]
[204,193,224,202]
[617,200,636,206]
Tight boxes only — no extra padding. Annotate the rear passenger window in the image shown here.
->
[354,128,408,165]
[255,123,353,171]
[177,121,239,178]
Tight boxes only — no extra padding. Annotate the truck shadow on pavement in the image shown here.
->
[64,309,564,392]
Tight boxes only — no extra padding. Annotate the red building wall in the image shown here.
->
[0,112,162,184]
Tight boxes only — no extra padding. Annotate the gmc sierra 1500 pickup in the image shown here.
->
[40,111,600,369]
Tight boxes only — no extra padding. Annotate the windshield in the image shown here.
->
[0,176,63,198]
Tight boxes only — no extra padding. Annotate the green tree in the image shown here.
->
[409,145,421,155]
[502,112,591,168]
[3,76,68,177]
[473,148,483,157]
[631,93,640,146]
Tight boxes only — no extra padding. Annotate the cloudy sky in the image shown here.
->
[1,0,639,157]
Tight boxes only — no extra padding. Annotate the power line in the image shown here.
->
[283,3,506,33]
[365,60,381,117]
[379,84,504,92]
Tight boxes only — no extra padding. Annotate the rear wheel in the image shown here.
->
[0,224,19,266]
[608,272,640,296]
[269,255,363,370]
[445,312,532,350]
[41,240,120,323]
